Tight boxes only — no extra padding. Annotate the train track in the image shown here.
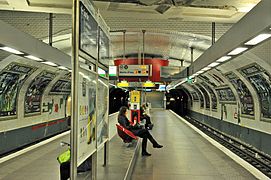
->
[184,116,271,179]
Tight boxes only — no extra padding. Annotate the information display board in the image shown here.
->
[118,65,149,77]
[239,64,271,119]
[225,72,254,116]
[99,27,110,67]
[201,82,217,110]
[77,67,97,165]
[0,63,35,118]
[215,87,236,102]
[25,71,56,115]
[79,1,98,59]
[96,77,109,147]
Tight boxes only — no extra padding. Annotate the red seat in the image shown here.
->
[116,124,138,143]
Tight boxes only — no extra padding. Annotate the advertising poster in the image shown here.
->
[239,64,271,119]
[25,71,56,115]
[50,80,71,95]
[191,92,199,101]
[192,85,204,108]
[197,84,210,109]
[99,28,110,67]
[0,63,35,118]
[201,82,217,110]
[97,76,109,147]
[225,72,254,116]
[77,68,97,165]
[216,87,236,102]
[79,1,98,59]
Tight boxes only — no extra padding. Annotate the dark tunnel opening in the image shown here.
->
[166,89,189,117]
[109,87,129,114]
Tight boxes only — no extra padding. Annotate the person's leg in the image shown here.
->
[141,137,151,156]
[145,131,163,148]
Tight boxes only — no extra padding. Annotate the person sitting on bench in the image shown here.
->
[118,106,163,156]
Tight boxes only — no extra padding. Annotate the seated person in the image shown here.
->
[118,106,163,156]
[140,104,153,129]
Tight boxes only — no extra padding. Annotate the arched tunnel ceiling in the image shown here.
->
[0,0,260,67]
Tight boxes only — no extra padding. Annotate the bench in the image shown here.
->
[116,124,138,143]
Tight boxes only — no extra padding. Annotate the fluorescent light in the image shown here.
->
[245,34,271,45]
[208,62,220,67]
[41,61,57,67]
[197,70,204,74]
[58,66,68,70]
[228,47,248,55]
[24,55,42,61]
[68,69,72,72]
[216,56,231,62]
[0,47,24,55]
[202,67,211,71]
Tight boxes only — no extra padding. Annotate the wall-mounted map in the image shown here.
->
[25,71,56,115]
[239,64,271,119]
[0,63,35,118]
[225,72,254,116]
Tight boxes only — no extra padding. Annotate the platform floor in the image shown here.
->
[0,110,258,180]
[131,109,257,180]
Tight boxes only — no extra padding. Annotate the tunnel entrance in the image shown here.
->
[166,89,189,117]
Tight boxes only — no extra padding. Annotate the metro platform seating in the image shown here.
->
[116,124,138,143]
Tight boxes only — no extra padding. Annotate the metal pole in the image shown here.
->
[142,30,146,65]
[71,0,79,179]
[190,47,194,74]
[49,13,53,46]
[212,22,215,45]
[123,31,126,60]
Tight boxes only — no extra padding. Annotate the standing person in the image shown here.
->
[140,104,153,129]
[118,106,163,156]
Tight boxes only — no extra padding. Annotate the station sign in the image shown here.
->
[118,65,150,77]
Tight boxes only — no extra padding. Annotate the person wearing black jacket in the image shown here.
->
[118,106,163,156]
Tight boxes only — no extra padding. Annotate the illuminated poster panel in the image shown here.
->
[216,87,236,102]
[225,72,254,116]
[77,68,97,165]
[239,64,271,119]
[25,71,56,115]
[79,1,98,59]
[192,85,204,108]
[201,82,217,110]
[0,63,35,119]
[197,84,210,109]
[99,28,110,67]
[97,76,109,148]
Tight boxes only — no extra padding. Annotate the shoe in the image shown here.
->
[153,144,163,148]
[142,152,152,156]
